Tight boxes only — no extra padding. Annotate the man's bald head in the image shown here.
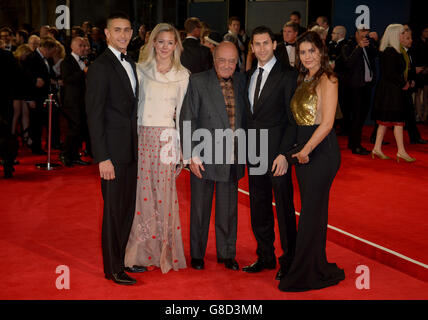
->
[71,36,86,56]
[214,41,238,79]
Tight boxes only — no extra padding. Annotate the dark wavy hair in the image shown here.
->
[295,31,336,92]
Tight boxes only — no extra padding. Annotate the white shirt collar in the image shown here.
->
[71,52,81,61]
[36,48,45,59]
[257,55,276,73]
[108,45,127,62]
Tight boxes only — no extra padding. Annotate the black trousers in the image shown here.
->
[248,164,296,266]
[190,166,238,260]
[101,161,137,276]
[347,83,373,149]
[63,108,85,160]
[404,92,421,142]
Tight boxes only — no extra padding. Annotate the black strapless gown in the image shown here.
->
[278,125,345,292]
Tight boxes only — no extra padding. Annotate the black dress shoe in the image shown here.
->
[242,259,276,273]
[410,138,428,144]
[105,271,136,285]
[72,158,91,165]
[124,265,147,273]
[32,148,47,155]
[59,154,73,167]
[351,146,370,155]
[218,258,239,271]
[191,258,204,270]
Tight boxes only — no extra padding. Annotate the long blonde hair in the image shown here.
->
[139,23,184,70]
[379,24,404,53]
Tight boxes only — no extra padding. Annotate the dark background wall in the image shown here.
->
[1,0,426,38]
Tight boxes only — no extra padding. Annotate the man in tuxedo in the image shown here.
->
[242,26,297,281]
[224,17,246,72]
[0,27,17,52]
[342,24,378,155]
[181,17,212,74]
[179,41,247,271]
[23,37,57,154]
[60,37,91,167]
[86,12,143,285]
[274,21,298,68]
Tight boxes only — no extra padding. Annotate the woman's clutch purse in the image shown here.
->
[285,143,305,165]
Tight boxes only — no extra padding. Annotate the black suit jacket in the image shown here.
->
[246,60,298,168]
[180,69,246,182]
[85,48,139,164]
[342,37,378,87]
[328,39,347,79]
[274,42,296,69]
[61,54,86,114]
[180,38,213,74]
[23,50,54,102]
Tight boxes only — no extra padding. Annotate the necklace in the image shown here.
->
[304,76,314,82]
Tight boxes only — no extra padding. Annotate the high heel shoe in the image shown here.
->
[396,153,416,163]
[371,150,390,160]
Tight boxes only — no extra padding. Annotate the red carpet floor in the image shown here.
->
[0,125,427,299]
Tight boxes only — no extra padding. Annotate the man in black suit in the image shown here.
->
[180,41,246,271]
[180,17,213,74]
[23,37,57,154]
[274,21,299,69]
[289,11,307,36]
[60,37,91,167]
[316,16,333,45]
[86,12,143,285]
[342,24,378,155]
[328,26,348,135]
[242,26,297,281]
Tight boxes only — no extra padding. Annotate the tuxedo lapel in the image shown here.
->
[233,73,244,129]
[253,61,281,115]
[105,48,136,100]
[245,67,256,116]
[207,69,230,129]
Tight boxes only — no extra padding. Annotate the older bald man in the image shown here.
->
[180,41,247,271]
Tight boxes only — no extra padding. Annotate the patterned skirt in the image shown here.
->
[125,126,186,273]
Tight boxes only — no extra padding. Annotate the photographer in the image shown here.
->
[342,24,379,155]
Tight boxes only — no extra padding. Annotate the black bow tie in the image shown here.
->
[79,56,86,62]
[222,77,232,82]
[120,52,131,62]
[285,42,296,47]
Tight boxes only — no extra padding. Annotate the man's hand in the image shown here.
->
[271,154,288,176]
[99,159,115,180]
[189,156,205,179]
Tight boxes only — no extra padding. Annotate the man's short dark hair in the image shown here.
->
[317,16,329,24]
[290,11,301,19]
[228,16,240,26]
[40,37,58,49]
[0,27,13,35]
[184,17,201,34]
[107,11,131,27]
[251,26,275,43]
[284,21,299,33]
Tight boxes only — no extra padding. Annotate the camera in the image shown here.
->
[365,34,375,46]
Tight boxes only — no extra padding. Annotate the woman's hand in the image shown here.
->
[292,149,310,164]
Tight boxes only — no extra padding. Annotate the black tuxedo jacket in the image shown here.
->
[342,37,378,87]
[85,48,139,164]
[180,37,213,74]
[246,61,298,168]
[61,54,86,113]
[23,50,54,102]
[328,39,347,79]
[274,42,296,69]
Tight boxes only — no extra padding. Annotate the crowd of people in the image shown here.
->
[0,9,427,293]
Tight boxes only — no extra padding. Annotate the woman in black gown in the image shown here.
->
[278,31,345,292]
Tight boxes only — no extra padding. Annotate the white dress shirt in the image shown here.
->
[285,43,296,67]
[108,45,137,95]
[71,52,86,71]
[248,55,277,112]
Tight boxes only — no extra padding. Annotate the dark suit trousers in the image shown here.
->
[404,92,421,141]
[63,108,85,160]
[347,83,373,149]
[248,166,296,265]
[101,161,137,276]
[29,101,47,151]
[190,166,238,260]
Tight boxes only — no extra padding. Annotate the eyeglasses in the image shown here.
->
[215,58,238,65]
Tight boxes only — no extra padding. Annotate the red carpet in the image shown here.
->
[0,124,427,299]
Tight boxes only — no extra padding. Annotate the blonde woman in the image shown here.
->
[372,24,415,162]
[125,23,189,274]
